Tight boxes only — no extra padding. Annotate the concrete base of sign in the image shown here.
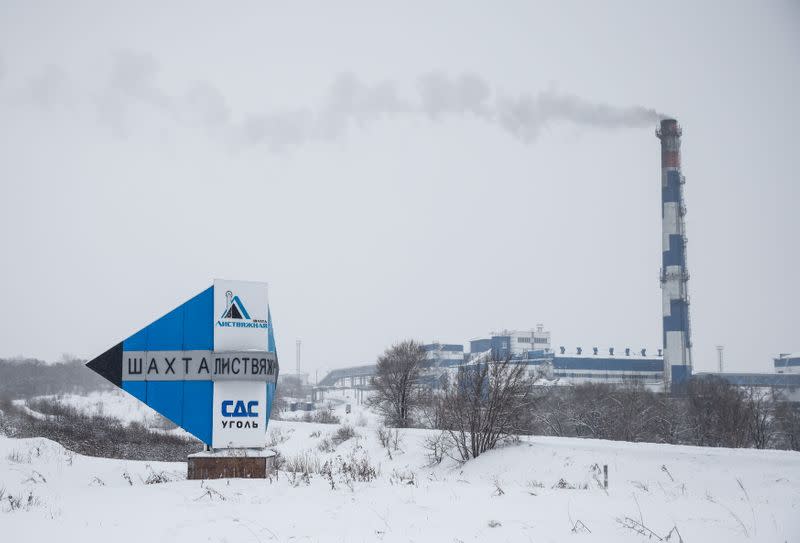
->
[187,448,277,480]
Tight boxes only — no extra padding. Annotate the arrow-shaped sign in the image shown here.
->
[87,279,279,448]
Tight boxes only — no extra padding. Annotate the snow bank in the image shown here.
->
[0,394,798,542]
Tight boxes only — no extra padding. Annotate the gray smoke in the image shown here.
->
[497,90,664,143]
[417,72,491,118]
[234,72,664,149]
[8,51,666,148]
[26,65,73,109]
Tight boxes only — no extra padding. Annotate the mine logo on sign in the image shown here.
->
[221,400,260,429]
[216,290,269,329]
[222,400,259,417]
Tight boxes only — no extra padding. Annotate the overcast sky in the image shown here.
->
[0,1,797,376]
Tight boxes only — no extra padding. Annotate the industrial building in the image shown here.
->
[775,353,800,374]
[469,325,551,359]
[318,328,666,390]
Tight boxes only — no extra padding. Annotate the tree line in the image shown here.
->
[0,357,113,400]
[367,340,800,460]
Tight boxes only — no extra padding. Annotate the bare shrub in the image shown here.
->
[437,357,536,460]
[320,448,378,490]
[287,470,311,487]
[195,485,227,502]
[332,424,357,446]
[272,450,285,471]
[492,477,505,496]
[266,427,290,447]
[422,432,450,466]
[390,429,402,451]
[4,490,41,512]
[553,478,575,489]
[552,478,587,490]
[284,450,321,474]
[317,437,335,453]
[6,493,22,511]
[528,480,544,488]
[686,376,752,448]
[617,516,679,540]
[144,466,176,484]
[26,397,81,419]
[530,383,691,445]
[389,469,417,486]
[6,450,30,464]
[774,399,800,451]
[377,426,402,449]
[745,388,774,449]
[377,426,391,448]
[0,401,198,461]
[316,425,357,452]
[22,470,47,484]
[303,404,340,425]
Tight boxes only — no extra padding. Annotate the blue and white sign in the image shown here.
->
[213,381,268,448]
[86,279,279,448]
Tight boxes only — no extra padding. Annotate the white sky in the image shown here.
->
[0,1,798,376]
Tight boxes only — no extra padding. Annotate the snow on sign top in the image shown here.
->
[86,279,279,448]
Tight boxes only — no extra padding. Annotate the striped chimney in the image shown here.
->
[656,119,692,386]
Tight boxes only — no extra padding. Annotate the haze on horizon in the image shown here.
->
[0,1,797,377]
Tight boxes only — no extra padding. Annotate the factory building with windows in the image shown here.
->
[775,353,800,375]
[462,328,664,388]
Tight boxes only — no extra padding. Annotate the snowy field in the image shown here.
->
[1,391,799,542]
[24,389,176,427]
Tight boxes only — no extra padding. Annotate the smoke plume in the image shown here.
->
[6,51,666,149]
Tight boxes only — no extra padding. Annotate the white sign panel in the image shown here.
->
[213,279,270,352]
[212,380,268,448]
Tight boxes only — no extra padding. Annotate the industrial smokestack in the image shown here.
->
[656,118,693,386]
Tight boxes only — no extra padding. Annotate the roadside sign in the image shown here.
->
[86,279,279,447]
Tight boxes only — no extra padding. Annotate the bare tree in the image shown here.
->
[774,398,800,451]
[745,388,774,449]
[686,375,751,448]
[437,357,535,460]
[649,394,690,445]
[529,383,689,445]
[367,340,426,427]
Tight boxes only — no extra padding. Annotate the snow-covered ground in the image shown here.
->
[26,389,172,427]
[1,391,799,542]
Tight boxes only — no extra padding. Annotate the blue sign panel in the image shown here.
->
[86,281,279,447]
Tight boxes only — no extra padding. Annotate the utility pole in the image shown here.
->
[296,338,302,374]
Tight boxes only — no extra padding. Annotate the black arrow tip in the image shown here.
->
[86,342,123,387]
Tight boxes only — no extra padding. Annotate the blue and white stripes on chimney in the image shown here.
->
[657,119,692,385]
